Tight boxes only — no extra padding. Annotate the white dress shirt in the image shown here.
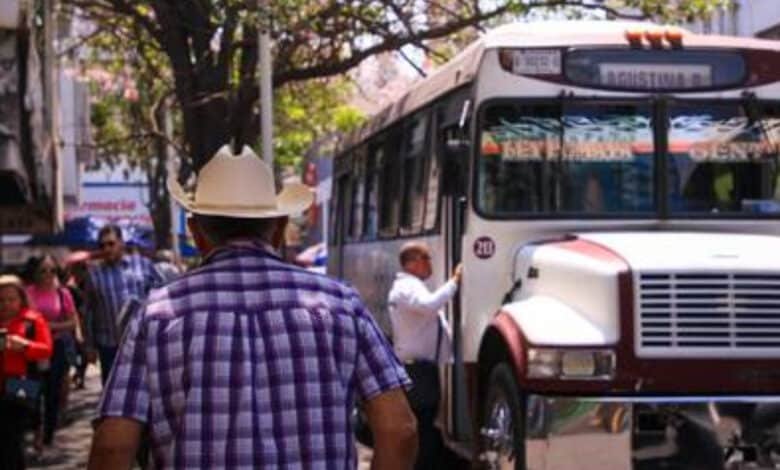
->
[388,271,457,363]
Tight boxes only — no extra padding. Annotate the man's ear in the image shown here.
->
[187,217,214,256]
[271,216,289,250]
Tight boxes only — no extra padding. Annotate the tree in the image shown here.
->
[62,0,731,174]
[70,13,365,248]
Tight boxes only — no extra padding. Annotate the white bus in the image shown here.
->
[329,20,780,469]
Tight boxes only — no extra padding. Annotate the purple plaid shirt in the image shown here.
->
[98,240,410,469]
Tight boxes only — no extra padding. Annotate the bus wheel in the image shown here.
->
[480,363,525,470]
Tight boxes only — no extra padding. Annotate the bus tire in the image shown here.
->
[481,363,526,470]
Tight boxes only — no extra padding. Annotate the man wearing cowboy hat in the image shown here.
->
[88,146,418,469]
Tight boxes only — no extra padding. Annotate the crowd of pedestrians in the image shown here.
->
[0,144,462,470]
[0,225,182,469]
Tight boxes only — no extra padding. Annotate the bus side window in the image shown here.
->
[350,148,366,240]
[365,139,382,239]
[379,127,403,238]
[330,169,350,246]
[423,125,442,232]
[400,111,430,235]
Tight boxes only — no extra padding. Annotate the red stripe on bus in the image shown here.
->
[555,238,630,270]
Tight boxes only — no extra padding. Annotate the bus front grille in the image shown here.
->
[636,272,780,357]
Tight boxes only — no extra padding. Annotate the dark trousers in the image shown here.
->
[404,361,445,469]
[414,407,445,470]
[43,337,69,445]
[0,398,28,470]
[97,345,118,385]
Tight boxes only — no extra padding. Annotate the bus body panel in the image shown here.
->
[328,19,780,465]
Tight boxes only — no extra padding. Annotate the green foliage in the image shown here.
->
[274,79,366,168]
[614,0,733,22]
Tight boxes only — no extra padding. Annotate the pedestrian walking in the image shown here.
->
[83,224,163,384]
[88,145,418,470]
[25,254,79,449]
[388,242,462,470]
[0,275,53,470]
[63,251,91,390]
[152,249,182,283]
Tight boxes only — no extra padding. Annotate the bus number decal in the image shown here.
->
[474,237,496,260]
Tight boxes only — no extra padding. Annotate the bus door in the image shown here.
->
[439,97,474,444]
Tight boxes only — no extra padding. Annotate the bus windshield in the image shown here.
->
[476,100,780,217]
[668,101,780,215]
[478,101,655,215]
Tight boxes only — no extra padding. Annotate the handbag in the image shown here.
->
[4,377,41,410]
[4,320,43,410]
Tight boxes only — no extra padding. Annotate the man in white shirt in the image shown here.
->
[388,242,462,469]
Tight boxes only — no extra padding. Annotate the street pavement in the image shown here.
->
[27,365,102,469]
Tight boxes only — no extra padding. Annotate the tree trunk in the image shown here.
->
[147,105,172,250]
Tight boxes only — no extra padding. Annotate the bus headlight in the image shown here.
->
[527,348,616,380]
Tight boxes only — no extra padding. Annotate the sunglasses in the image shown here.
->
[99,240,118,248]
[39,267,57,274]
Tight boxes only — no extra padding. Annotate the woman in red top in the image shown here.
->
[0,274,52,470]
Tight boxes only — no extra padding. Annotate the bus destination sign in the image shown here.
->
[599,63,712,90]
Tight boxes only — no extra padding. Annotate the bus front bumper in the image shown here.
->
[523,394,780,470]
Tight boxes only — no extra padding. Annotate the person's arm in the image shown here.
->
[401,265,462,315]
[89,308,150,469]
[6,313,53,360]
[351,294,417,468]
[364,389,417,470]
[88,418,143,470]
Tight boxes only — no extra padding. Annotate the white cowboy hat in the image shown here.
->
[167,145,314,219]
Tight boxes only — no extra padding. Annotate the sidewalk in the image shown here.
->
[28,365,102,469]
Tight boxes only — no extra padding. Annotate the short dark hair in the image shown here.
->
[193,214,283,246]
[28,253,63,284]
[98,224,123,242]
[399,242,429,267]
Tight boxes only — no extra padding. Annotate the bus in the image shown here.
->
[328,20,780,469]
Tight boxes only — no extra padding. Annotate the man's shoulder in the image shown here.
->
[389,272,421,291]
[143,257,363,316]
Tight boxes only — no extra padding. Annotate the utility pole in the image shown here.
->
[258,0,273,167]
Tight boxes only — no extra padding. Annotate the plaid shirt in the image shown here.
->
[98,240,410,469]
[85,253,163,348]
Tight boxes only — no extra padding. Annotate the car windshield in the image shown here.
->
[477,101,655,215]
[476,100,780,217]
